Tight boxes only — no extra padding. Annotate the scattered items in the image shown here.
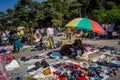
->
[0,41,119,80]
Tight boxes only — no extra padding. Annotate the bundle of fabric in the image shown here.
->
[1,55,14,63]
[32,60,88,80]
[19,54,44,64]
[75,34,81,38]
[21,46,33,51]
[61,40,74,47]
[0,49,10,55]
[47,50,62,59]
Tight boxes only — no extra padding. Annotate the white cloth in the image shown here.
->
[47,27,54,37]
[5,60,20,71]
[77,50,82,56]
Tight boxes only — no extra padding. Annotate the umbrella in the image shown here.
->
[65,18,107,35]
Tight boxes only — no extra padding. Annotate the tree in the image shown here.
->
[0,12,8,30]
[92,1,120,24]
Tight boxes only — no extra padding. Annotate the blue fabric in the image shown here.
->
[96,61,120,68]
[50,51,62,59]
[11,71,28,80]
[14,39,22,48]
[47,50,62,59]
[0,49,8,53]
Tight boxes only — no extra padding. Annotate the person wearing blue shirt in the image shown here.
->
[107,23,114,39]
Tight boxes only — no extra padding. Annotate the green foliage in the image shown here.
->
[105,1,116,10]
[92,1,120,24]
[0,0,120,30]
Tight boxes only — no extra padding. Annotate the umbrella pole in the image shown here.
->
[79,7,81,18]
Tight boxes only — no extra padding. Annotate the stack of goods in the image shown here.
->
[30,60,88,80]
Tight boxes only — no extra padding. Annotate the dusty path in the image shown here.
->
[13,36,120,59]
[0,35,119,59]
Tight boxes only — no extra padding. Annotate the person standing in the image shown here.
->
[12,30,22,53]
[47,26,55,49]
[28,30,34,45]
[107,23,114,39]
[116,25,120,38]
[66,28,72,39]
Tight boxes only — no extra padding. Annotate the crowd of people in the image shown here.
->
[0,23,119,54]
[65,23,119,40]
[0,27,61,53]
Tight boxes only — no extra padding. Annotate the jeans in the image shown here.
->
[14,48,20,53]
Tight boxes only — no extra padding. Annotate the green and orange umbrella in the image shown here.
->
[65,18,107,35]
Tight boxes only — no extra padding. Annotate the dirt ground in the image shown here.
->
[2,35,120,80]
[12,36,120,59]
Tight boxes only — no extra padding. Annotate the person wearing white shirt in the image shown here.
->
[47,27,55,49]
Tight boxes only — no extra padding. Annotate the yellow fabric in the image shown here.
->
[47,40,51,47]
[61,40,74,47]
[85,32,89,37]
[75,34,81,38]
[24,74,33,78]
[66,28,71,33]
[20,29,24,35]
[65,18,82,28]
[31,32,34,39]
[42,67,51,75]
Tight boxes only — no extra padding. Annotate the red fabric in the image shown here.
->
[63,65,69,68]
[59,77,67,80]
[79,76,87,80]
[53,71,58,75]
[6,56,14,63]
[74,64,81,69]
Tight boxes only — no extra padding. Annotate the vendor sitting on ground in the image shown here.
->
[72,39,85,57]
[60,39,85,58]
[60,44,72,56]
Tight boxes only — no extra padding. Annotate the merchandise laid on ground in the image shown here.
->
[0,40,120,80]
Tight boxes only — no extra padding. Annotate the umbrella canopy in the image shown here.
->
[65,18,107,35]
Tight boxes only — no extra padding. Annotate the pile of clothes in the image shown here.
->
[10,59,120,80]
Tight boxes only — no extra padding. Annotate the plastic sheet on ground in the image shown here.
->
[5,60,20,71]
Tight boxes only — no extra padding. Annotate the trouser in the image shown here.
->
[66,33,71,39]
[49,36,54,49]
[107,32,113,39]
[14,47,20,53]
